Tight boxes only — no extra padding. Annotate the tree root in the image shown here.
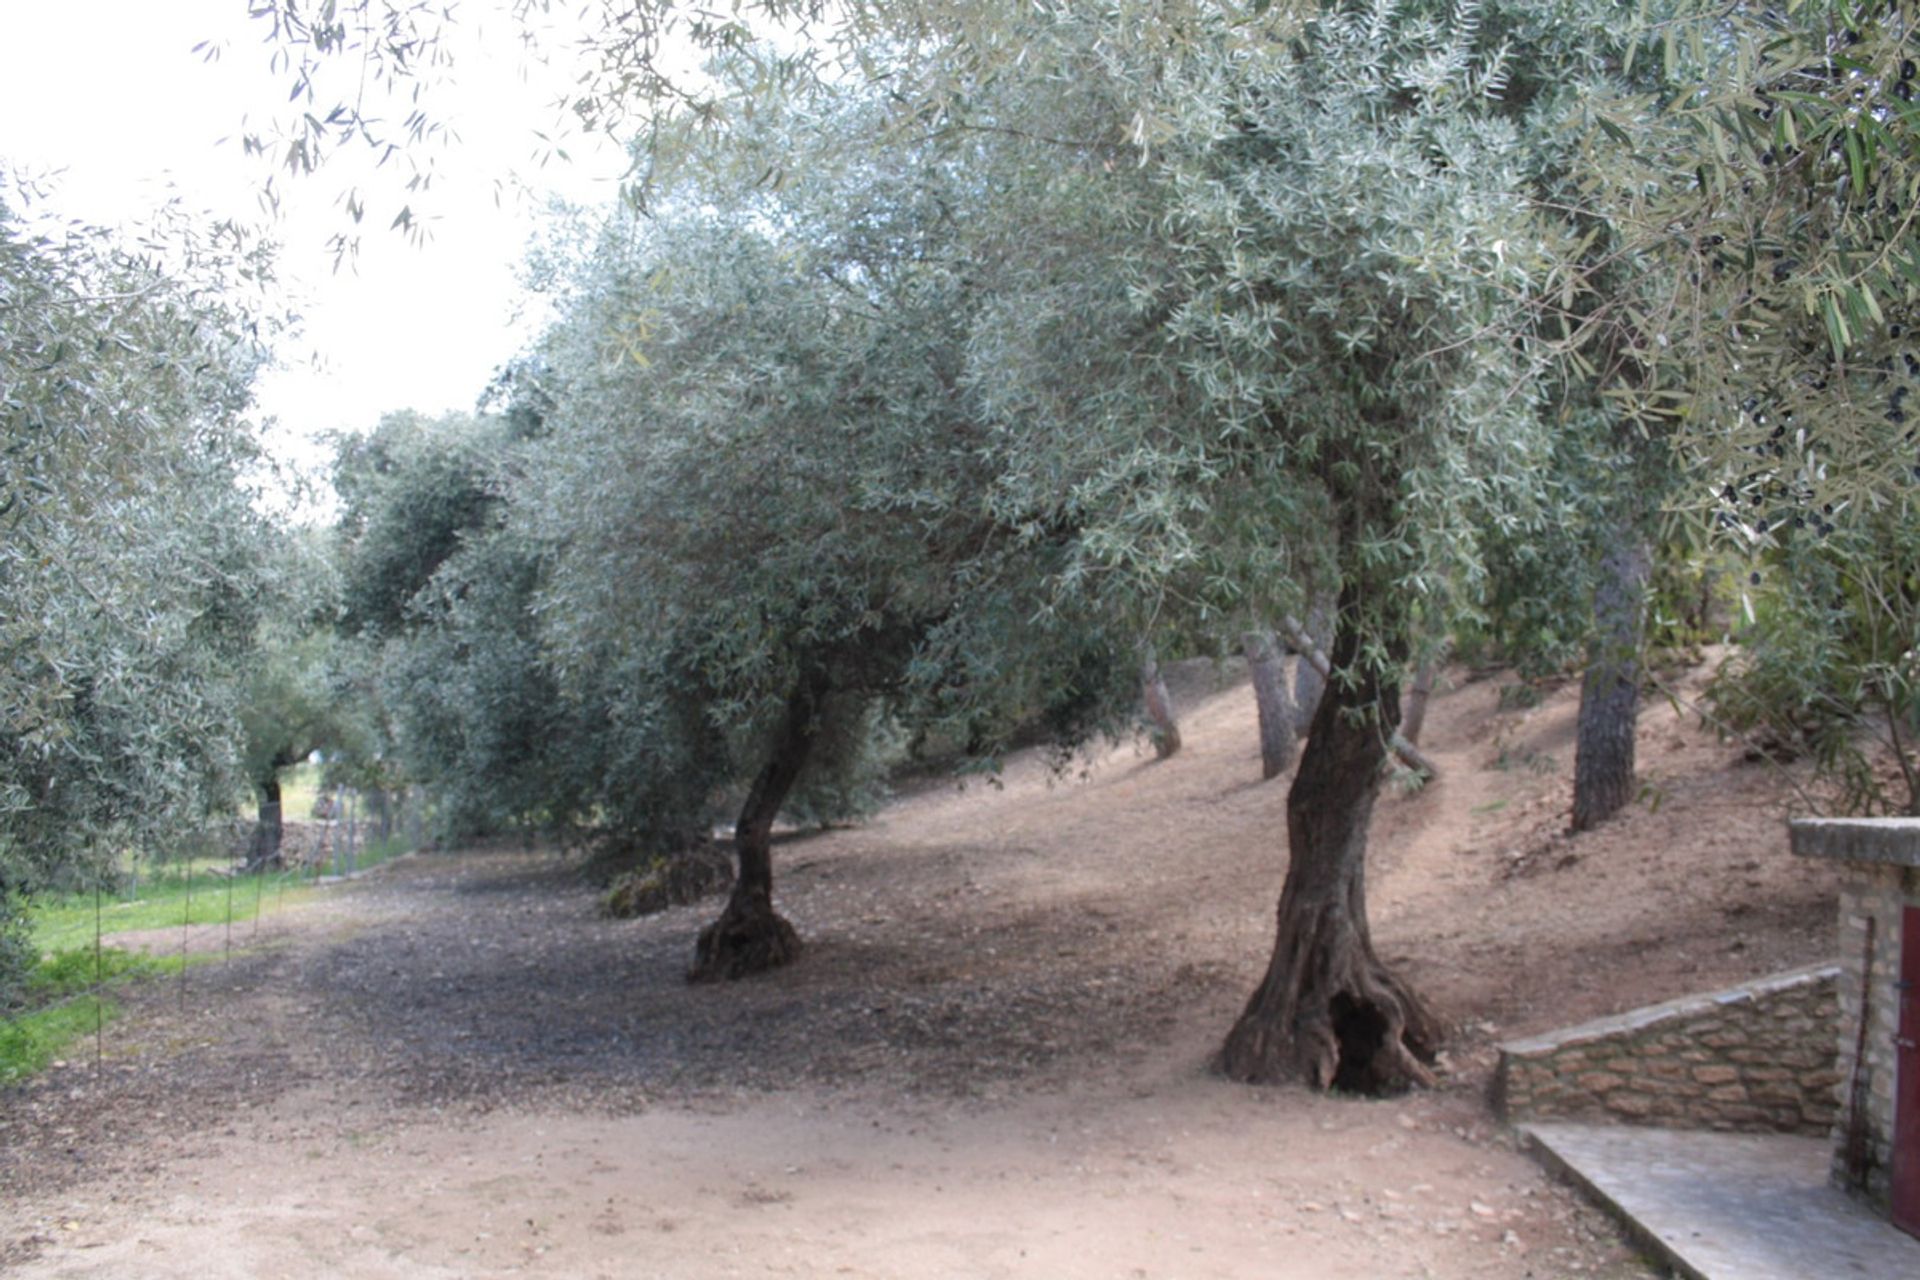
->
[1220,903,1441,1094]
[687,896,801,983]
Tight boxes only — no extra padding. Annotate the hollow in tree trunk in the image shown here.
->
[688,676,824,982]
[247,775,284,871]
[1221,601,1442,1093]
[1244,630,1296,780]
[1290,596,1334,737]
[1571,524,1651,832]
[1140,646,1181,759]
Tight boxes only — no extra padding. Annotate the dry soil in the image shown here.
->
[0,656,1846,1278]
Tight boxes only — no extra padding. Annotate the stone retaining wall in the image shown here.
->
[1495,963,1840,1135]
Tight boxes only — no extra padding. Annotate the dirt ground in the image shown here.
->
[0,657,1845,1278]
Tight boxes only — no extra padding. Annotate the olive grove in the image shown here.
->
[14,0,1887,1096]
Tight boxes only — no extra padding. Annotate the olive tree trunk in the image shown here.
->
[1399,658,1441,747]
[1244,630,1296,779]
[689,675,825,982]
[1222,599,1442,1093]
[246,774,284,871]
[1140,646,1182,759]
[1571,524,1651,832]
[372,789,393,842]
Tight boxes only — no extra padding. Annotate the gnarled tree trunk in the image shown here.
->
[1244,630,1297,780]
[1140,646,1181,759]
[688,675,824,982]
[1222,599,1442,1094]
[1571,522,1651,832]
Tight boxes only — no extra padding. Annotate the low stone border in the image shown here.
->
[1495,963,1841,1134]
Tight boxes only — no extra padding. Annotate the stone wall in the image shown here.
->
[1495,964,1840,1134]
[223,819,357,870]
[1791,816,1920,1213]
[1828,859,1920,1209]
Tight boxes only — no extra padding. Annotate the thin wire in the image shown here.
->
[251,848,267,944]
[92,879,102,1076]
[178,854,192,1014]
[223,847,235,966]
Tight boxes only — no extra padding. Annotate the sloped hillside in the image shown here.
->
[0,653,1842,1279]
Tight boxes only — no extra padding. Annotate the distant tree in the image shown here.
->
[518,90,1136,977]
[1138,647,1182,760]
[334,410,503,642]
[331,409,605,842]
[238,630,335,867]
[1243,630,1296,780]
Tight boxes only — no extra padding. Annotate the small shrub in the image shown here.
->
[603,848,734,919]
[1497,681,1544,712]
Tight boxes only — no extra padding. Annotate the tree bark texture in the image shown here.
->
[1278,614,1440,780]
[1290,597,1334,737]
[1244,630,1297,780]
[246,775,284,871]
[1140,647,1182,760]
[1571,526,1651,833]
[1399,660,1440,747]
[1222,601,1442,1094]
[688,675,824,982]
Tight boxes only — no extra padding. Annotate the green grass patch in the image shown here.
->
[351,833,410,874]
[29,869,314,953]
[0,993,117,1082]
[0,944,199,1083]
[29,944,159,999]
[5,802,413,1085]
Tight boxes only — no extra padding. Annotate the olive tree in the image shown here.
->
[1568,2,1920,814]
[1166,4,1559,1088]
[0,178,271,997]
[515,82,1139,977]
[939,0,1560,1089]
[331,409,606,841]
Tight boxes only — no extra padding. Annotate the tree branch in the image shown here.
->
[1279,614,1440,780]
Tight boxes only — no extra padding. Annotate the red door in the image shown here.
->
[1896,906,1920,1238]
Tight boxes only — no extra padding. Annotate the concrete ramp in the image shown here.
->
[1523,1123,1920,1279]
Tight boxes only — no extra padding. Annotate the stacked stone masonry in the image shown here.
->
[1790,816,1920,1214]
[222,818,356,869]
[1495,964,1841,1135]
[1828,860,1918,1207]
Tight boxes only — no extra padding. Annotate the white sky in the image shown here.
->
[0,0,628,493]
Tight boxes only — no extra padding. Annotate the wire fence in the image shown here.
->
[1,787,436,1086]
